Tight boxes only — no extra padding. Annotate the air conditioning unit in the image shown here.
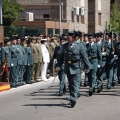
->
[26,12,34,21]
[79,8,85,15]
[73,7,80,15]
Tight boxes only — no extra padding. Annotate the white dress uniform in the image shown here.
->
[41,41,50,81]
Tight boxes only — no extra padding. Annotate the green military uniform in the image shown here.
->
[25,40,34,84]
[57,33,91,107]
[87,34,102,96]
[53,38,67,96]
[96,33,106,92]
[114,41,120,83]
[105,33,115,89]
[1,38,11,82]
[9,37,18,87]
[16,44,25,85]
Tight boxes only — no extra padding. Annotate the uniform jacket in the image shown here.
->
[21,46,27,65]
[57,41,91,75]
[9,45,18,67]
[41,44,50,63]
[16,45,24,65]
[35,44,42,63]
[87,42,102,68]
[1,46,11,67]
[32,44,39,64]
[25,46,34,65]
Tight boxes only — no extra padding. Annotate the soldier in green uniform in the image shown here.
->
[96,32,106,92]
[1,38,11,82]
[56,31,91,108]
[115,34,120,83]
[25,40,34,84]
[54,37,67,96]
[87,33,102,96]
[9,36,18,87]
[20,37,28,84]
[16,37,25,85]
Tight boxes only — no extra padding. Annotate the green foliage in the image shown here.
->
[2,0,24,26]
[109,3,120,32]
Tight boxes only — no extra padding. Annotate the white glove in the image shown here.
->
[102,52,106,56]
[55,67,60,72]
[112,52,114,55]
[85,69,90,73]
[114,55,118,60]
[97,65,100,68]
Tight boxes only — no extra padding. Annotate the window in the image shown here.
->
[77,16,79,22]
[43,14,50,19]
[98,0,101,11]
[98,13,101,25]
[71,11,74,22]
[81,15,85,24]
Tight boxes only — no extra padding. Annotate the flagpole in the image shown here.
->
[0,0,3,25]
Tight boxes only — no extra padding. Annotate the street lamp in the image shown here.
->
[0,0,3,25]
[59,0,62,36]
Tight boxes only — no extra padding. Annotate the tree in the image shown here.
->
[109,3,120,32]
[2,0,24,26]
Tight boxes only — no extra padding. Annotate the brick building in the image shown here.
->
[12,0,111,34]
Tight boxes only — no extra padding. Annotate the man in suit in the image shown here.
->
[87,33,102,96]
[56,31,91,108]
[53,37,67,96]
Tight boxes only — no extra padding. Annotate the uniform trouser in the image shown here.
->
[106,63,114,87]
[84,73,89,84]
[88,68,97,91]
[67,72,81,102]
[58,70,66,94]
[10,66,18,86]
[17,65,24,85]
[32,63,39,81]
[36,62,41,78]
[113,62,118,83]
[117,57,120,80]
[26,65,33,83]
[41,62,48,80]
[97,61,106,88]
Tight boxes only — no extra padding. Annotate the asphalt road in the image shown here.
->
[0,74,120,120]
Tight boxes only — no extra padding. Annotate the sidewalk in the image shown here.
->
[0,76,59,96]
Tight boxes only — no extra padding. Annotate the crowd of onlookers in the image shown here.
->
[0,34,61,87]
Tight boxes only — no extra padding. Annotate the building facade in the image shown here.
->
[12,0,111,34]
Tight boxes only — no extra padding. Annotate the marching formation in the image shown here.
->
[55,31,120,108]
[0,31,120,108]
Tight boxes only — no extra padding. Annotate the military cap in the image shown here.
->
[10,36,17,41]
[4,37,10,44]
[88,33,94,38]
[20,37,26,41]
[106,32,112,37]
[96,32,103,37]
[27,39,32,44]
[60,36,67,42]
[41,39,47,41]
[68,31,74,36]
[84,34,88,37]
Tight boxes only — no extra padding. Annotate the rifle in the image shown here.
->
[102,30,106,52]
[111,31,115,53]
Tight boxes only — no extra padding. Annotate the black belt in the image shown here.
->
[66,60,80,64]
[89,56,97,60]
